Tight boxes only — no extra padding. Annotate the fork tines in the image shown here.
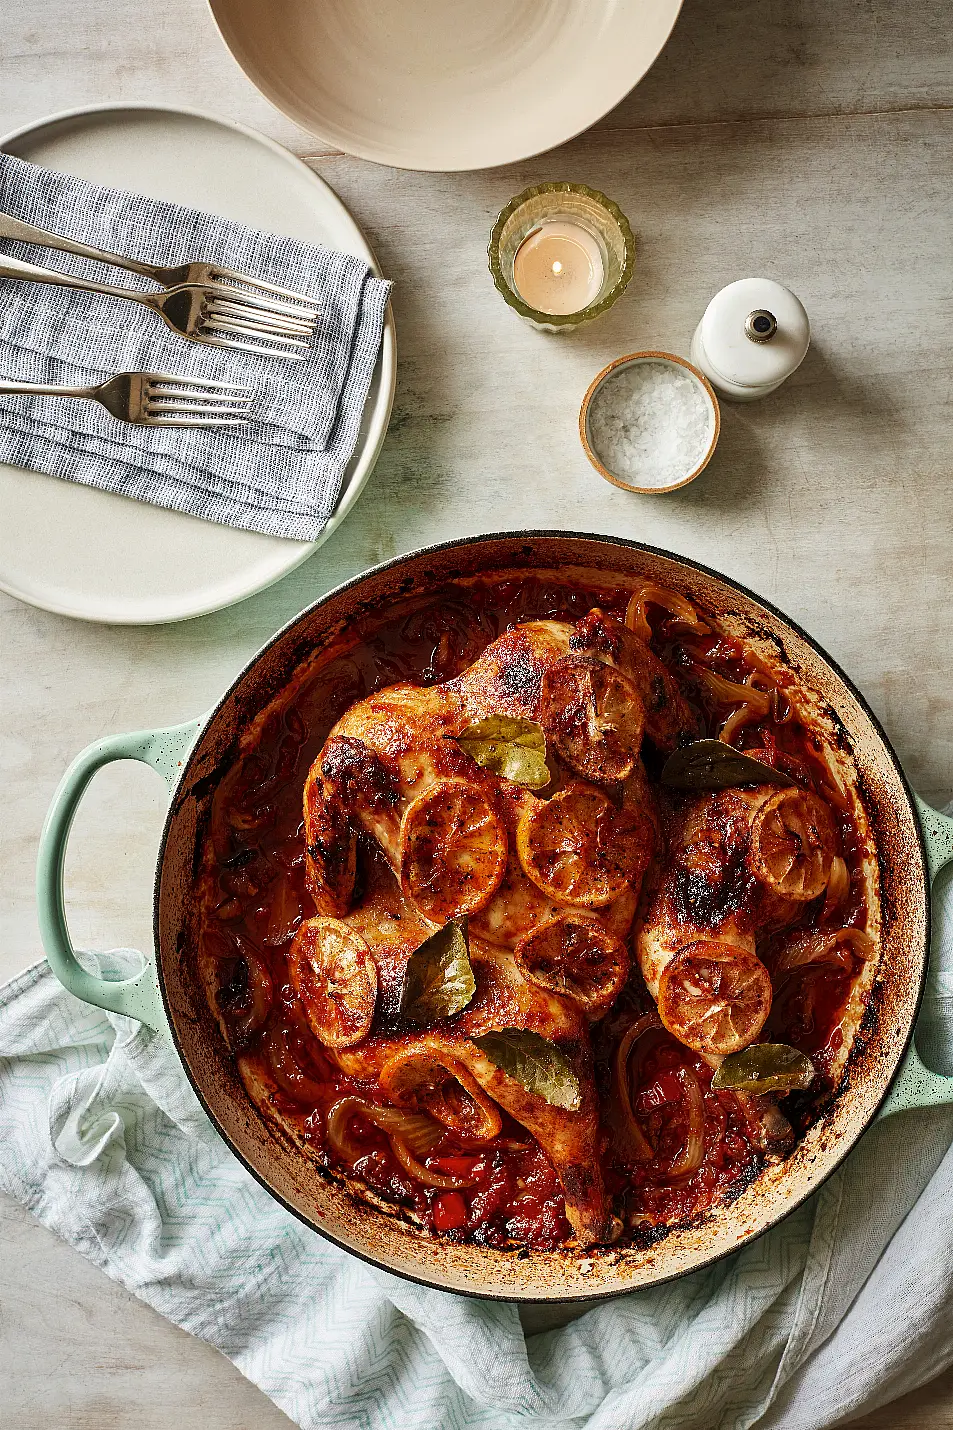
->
[144,373,253,426]
[200,291,314,362]
[209,283,319,325]
[209,266,321,316]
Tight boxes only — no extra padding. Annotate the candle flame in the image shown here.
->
[552,260,563,275]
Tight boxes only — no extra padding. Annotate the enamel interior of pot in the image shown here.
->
[156,535,926,1301]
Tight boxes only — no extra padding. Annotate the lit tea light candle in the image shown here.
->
[489,183,634,332]
[512,221,605,316]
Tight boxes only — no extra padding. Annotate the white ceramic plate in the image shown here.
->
[207,0,685,172]
[0,104,396,625]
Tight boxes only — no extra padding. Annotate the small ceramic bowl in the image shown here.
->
[579,351,720,494]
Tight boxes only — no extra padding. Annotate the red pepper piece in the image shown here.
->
[432,1191,468,1231]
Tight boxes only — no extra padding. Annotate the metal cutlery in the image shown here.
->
[0,252,313,360]
[0,208,320,316]
[0,370,253,427]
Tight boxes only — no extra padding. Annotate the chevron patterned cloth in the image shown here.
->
[0,843,951,1430]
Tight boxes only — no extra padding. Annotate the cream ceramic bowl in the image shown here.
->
[207,0,685,171]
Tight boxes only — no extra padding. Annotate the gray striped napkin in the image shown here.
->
[0,153,391,540]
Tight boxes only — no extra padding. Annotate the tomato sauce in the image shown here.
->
[199,579,871,1250]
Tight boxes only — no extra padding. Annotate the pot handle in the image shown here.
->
[879,796,953,1118]
[36,718,204,1032]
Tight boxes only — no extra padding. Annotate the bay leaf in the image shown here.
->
[661,739,794,791]
[711,1042,815,1094]
[473,1028,582,1111]
[399,919,476,1026]
[455,715,551,790]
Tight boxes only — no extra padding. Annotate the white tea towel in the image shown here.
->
[0,153,391,539]
[0,816,950,1430]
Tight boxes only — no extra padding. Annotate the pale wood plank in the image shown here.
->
[611,0,953,131]
[1,1,952,1426]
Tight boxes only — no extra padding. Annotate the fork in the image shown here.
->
[0,370,252,427]
[0,208,320,316]
[0,252,314,360]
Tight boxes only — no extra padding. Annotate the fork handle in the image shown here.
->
[0,251,149,303]
[0,209,161,282]
[0,378,98,398]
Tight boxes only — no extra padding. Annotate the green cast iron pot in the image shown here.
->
[36,533,953,1302]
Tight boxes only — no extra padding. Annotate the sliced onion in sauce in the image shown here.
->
[719,704,756,745]
[325,1095,367,1162]
[325,1096,475,1189]
[262,879,304,948]
[667,1067,706,1178]
[370,1105,445,1159]
[625,584,709,644]
[232,947,274,1044]
[695,667,773,716]
[610,1013,660,1162]
[718,675,776,744]
[813,741,852,813]
[821,857,850,921]
[390,1136,476,1190]
[214,929,273,1045]
[774,927,874,979]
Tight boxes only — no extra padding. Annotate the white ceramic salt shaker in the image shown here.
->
[690,278,810,402]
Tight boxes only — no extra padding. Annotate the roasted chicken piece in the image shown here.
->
[566,608,698,751]
[637,785,837,1057]
[289,850,609,1244]
[304,614,661,943]
[293,610,673,1245]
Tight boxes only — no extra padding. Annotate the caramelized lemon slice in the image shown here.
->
[399,778,507,922]
[749,788,836,902]
[516,913,628,1016]
[516,785,650,908]
[657,940,772,1056]
[541,656,645,784]
[289,916,377,1048]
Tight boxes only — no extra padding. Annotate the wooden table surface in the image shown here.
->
[1,0,951,1424]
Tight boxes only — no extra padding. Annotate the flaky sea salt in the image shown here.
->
[587,360,714,489]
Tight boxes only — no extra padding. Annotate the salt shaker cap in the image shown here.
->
[698,278,810,389]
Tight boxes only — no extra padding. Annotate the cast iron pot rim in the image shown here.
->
[152,530,931,1303]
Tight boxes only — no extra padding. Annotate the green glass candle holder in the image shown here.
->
[488,181,635,333]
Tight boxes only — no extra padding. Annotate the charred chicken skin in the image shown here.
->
[298,611,667,1245]
[636,786,837,1057]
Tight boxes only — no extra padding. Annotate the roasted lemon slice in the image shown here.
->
[288,916,377,1048]
[516,785,649,908]
[657,940,772,1056]
[541,656,645,784]
[399,778,507,922]
[515,913,628,1015]
[749,788,836,902]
